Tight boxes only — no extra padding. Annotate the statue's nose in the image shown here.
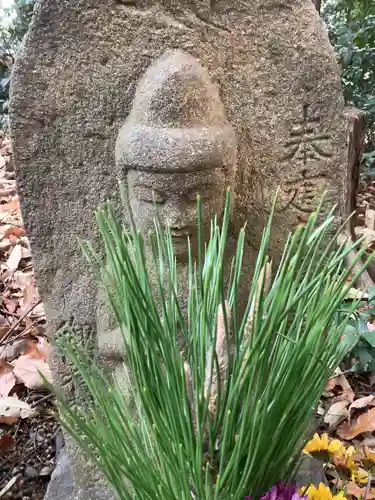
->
[168,216,190,230]
[166,199,196,229]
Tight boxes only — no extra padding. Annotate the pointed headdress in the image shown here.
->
[116,50,236,174]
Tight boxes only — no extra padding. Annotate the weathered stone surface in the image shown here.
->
[294,455,328,488]
[10,0,347,497]
[104,47,256,393]
[44,448,75,500]
[44,446,115,500]
[45,448,326,500]
[116,49,237,260]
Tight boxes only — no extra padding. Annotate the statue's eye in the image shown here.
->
[187,192,198,202]
[139,191,165,204]
[152,192,165,204]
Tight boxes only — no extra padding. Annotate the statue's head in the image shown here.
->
[116,50,236,260]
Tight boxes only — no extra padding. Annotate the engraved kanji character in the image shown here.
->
[283,104,332,164]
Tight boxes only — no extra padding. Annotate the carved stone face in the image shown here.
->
[128,168,228,259]
[116,50,237,260]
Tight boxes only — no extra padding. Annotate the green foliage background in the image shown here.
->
[323,0,375,171]
[0,0,34,127]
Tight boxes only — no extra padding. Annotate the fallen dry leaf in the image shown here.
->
[362,433,375,448]
[20,244,31,259]
[0,434,14,454]
[29,302,45,319]
[337,407,375,439]
[0,361,15,397]
[8,234,18,246]
[0,338,29,362]
[3,226,26,239]
[2,197,21,217]
[0,136,11,152]
[0,361,14,375]
[3,296,18,314]
[0,326,9,341]
[18,283,34,313]
[0,179,14,188]
[0,396,37,424]
[13,354,52,390]
[345,483,375,499]
[5,243,22,271]
[355,227,375,249]
[13,270,32,290]
[10,289,23,299]
[0,269,13,282]
[0,239,11,252]
[349,395,375,412]
[0,372,16,397]
[0,187,16,197]
[326,368,355,402]
[324,400,349,429]
[39,465,54,477]
[24,337,50,359]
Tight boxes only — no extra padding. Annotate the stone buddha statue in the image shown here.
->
[115,50,237,260]
[98,50,255,395]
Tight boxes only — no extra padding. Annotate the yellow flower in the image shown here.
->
[304,434,329,454]
[303,483,347,500]
[364,446,375,463]
[358,446,375,472]
[304,434,345,456]
[351,467,369,484]
[332,445,356,478]
[329,440,346,455]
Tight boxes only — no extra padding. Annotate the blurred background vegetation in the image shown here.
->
[0,0,374,172]
[323,0,375,174]
[0,0,34,127]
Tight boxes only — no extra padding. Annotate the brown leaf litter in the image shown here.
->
[0,134,57,500]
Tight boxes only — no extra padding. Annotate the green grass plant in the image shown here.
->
[50,191,372,500]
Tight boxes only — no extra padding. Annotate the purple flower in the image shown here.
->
[245,482,307,500]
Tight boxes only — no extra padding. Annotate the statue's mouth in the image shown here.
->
[169,227,193,239]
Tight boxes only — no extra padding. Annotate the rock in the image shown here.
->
[10,0,347,498]
[44,449,74,500]
[54,429,65,459]
[39,466,54,477]
[44,447,115,500]
[294,455,328,488]
[24,466,39,479]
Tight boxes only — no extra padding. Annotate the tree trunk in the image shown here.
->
[344,107,366,238]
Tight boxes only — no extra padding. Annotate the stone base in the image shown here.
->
[44,449,74,500]
[44,448,115,500]
[45,448,325,499]
[293,455,327,487]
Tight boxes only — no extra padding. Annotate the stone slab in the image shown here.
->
[10,0,347,496]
